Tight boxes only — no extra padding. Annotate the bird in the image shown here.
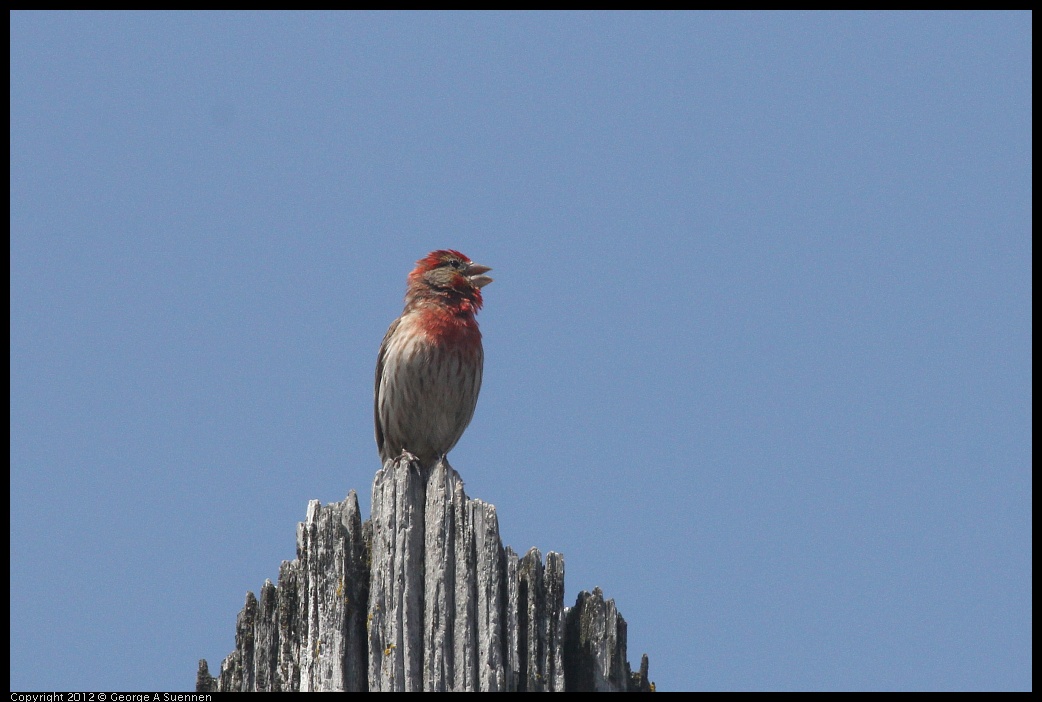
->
[375,250,493,468]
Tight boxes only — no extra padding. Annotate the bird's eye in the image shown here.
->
[446,259,465,270]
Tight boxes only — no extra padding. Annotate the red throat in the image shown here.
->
[414,300,483,351]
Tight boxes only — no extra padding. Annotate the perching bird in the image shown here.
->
[375,250,493,467]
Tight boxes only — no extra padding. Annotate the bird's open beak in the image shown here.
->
[466,262,493,288]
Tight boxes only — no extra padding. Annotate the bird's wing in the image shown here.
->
[373,316,401,459]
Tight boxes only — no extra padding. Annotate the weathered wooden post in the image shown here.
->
[197,458,653,692]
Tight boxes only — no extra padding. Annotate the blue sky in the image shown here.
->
[10,11,1031,692]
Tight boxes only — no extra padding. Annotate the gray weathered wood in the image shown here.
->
[564,587,650,691]
[197,458,653,691]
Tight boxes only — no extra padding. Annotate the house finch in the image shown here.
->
[375,250,493,467]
